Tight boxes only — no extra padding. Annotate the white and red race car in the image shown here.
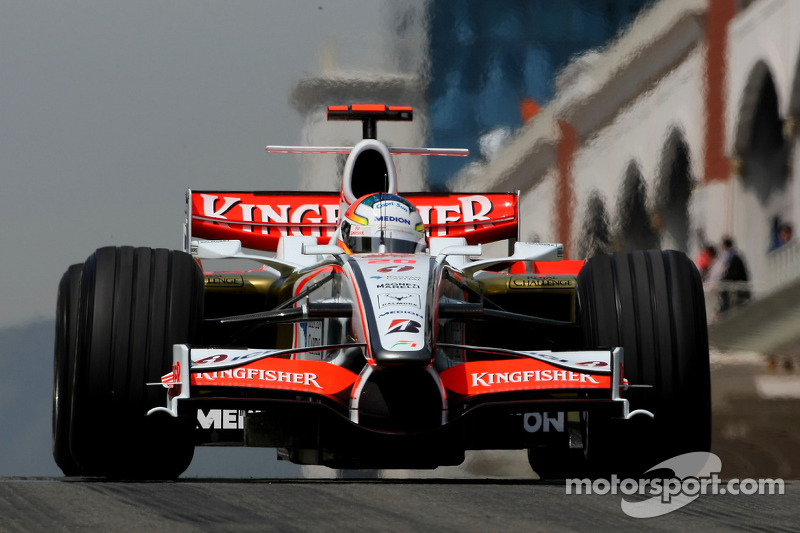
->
[53,105,710,479]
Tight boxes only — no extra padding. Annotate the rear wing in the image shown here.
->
[188,190,519,252]
[189,104,518,252]
[266,104,468,156]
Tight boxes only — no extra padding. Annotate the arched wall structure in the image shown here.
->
[732,64,790,284]
[455,0,800,299]
[576,190,611,259]
[726,0,800,292]
[733,61,781,157]
[655,128,693,253]
[617,161,659,252]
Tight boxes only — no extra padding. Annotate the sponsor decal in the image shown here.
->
[198,193,339,238]
[576,361,608,368]
[162,361,181,385]
[194,350,273,366]
[205,274,245,287]
[375,200,410,213]
[162,361,183,398]
[415,195,497,237]
[386,319,422,334]
[196,409,264,430]
[198,409,245,430]
[377,265,415,273]
[191,358,358,395]
[471,370,600,387]
[536,352,576,364]
[195,354,230,365]
[298,321,323,357]
[375,215,411,225]
[376,282,420,289]
[306,321,323,346]
[524,412,565,433]
[378,293,421,309]
[440,359,610,395]
[191,192,518,251]
[390,340,419,349]
[198,408,243,430]
[510,276,576,289]
[518,350,613,374]
[196,368,323,389]
[369,259,417,265]
[378,310,425,319]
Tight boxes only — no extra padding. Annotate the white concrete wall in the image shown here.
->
[519,168,556,243]
[571,46,707,253]
[728,0,800,136]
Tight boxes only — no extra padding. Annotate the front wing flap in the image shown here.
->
[149,345,637,424]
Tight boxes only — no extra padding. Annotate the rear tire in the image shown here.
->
[69,247,204,479]
[53,263,83,476]
[577,250,711,475]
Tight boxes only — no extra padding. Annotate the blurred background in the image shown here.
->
[2,0,799,479]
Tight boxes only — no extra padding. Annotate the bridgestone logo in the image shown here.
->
[471,370,599,387]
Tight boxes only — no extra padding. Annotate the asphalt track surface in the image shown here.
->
[0,477,797,532]
[3,353,799,532]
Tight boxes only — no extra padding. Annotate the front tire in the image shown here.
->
[577,250,711,475]
[69,247,203,479]
[53,263,83,476]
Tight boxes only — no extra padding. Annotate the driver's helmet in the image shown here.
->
[338,193,426,254]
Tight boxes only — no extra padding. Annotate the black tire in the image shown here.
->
[527,446,589,480]
[577,249,711,475]
[69,246,204,479]
[53,263,84,476]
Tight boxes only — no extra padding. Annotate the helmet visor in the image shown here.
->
[347,229,424,254]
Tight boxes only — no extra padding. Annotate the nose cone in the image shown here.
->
[372,344,432,366]
[348,255,434,366]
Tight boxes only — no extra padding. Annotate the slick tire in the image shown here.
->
[69,247,204,479]
[527,447,589,480]
[577,250,711,476]
[53,263,84,476]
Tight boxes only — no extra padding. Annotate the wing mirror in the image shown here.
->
[435,244,482,264]
[302,244,346,256]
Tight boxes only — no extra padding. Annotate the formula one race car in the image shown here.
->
[53,105,711,479]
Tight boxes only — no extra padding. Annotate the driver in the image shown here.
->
[337,193,426,254]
